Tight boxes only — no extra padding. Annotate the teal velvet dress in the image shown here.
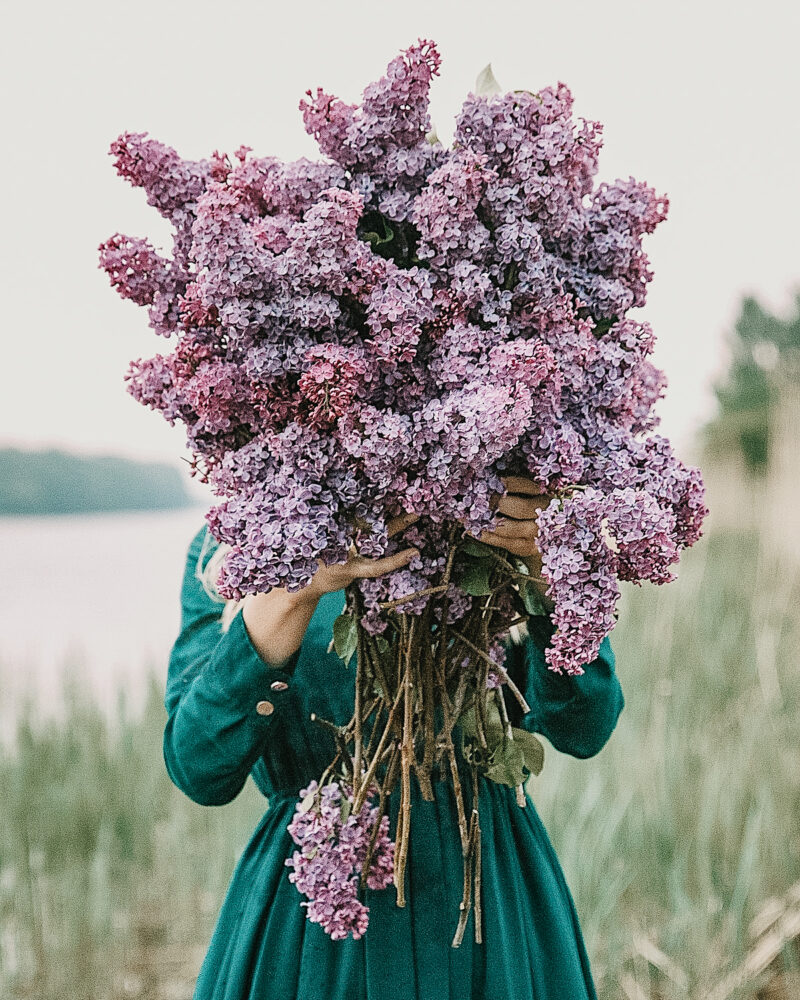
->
[165,524,624,1000]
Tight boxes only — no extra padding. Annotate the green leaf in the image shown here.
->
[458,557,493,596]
[483,698,504,734]
[459,705,477,739]
[475,63,502,97]
[460,697,510,755]
[510,728,545,777]
[485,739,527,787]
[340,798,352,824]
[520,579,550,616]
[332,613,358,667]
[503,261,519,291]
[306,845,319,860]
[358,210,394,248]
[460,536,493,558]
[592,315,619,337]
[475,711,545,784]
[460,694,505,741]
[298,792,315,814]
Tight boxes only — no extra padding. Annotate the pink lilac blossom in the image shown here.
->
[101,37,707,676]
[536,487,679,673]
[285,779,395,940]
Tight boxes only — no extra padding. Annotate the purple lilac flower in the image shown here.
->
[285,779,395,941]
[486,638,508,689]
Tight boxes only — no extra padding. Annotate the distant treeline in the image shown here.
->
[0,447,194,515]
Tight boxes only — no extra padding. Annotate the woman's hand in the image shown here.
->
[469,476,556,604]
[242,511,421,666]
[303,511,421,600]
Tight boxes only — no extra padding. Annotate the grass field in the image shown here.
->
[1,526,798,999]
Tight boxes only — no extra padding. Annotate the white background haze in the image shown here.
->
[1,0,798,481]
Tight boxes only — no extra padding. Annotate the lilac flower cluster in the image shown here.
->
[486,637,508,689]
[101,38,707,673]
[284,779,395,940]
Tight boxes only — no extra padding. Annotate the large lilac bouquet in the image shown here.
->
[100,39,706,944]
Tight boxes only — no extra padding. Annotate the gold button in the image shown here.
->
[270,680,289,692]
[255,700,275,716]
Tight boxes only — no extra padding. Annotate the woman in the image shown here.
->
[164,476,625,999]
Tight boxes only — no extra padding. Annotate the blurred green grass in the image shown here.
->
[1,526,799,999]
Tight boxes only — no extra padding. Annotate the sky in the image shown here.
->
[2,0,798,477]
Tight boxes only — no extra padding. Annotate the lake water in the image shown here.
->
[0,507,210,743]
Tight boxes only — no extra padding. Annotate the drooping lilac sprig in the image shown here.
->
[285,779,395,941]
[536,487,679,674]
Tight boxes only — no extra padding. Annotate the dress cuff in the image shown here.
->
[201,609,301,721]
[523,615,577,699]
[526,618,617,699]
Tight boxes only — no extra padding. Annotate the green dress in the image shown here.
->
[165,524,625,1000]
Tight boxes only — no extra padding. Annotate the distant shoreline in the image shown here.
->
[0,504,207,520]
[0,446,201,516]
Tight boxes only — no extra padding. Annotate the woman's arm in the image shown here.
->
[508,617,624,759]
[164,517,421,807]
[163,526,314,806]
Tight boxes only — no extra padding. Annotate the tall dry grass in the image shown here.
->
[1,523,798,999]
[536,525,800,998]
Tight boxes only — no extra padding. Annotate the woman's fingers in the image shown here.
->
[486,516,538,539]
[501,475,548,497]
[496,494,549,520]
[478,530,536,557]
[491,479,555,515]
[386,511,419,537]
[350,546,419,580]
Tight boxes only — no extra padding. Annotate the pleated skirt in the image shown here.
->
[193,777,598,1000]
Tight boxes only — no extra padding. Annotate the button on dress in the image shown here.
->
[165,525,625,1000]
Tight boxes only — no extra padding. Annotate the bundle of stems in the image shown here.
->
[310,524,537,948]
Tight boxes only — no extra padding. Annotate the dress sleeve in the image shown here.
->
[505,615,625,759]
[163,524,301,806]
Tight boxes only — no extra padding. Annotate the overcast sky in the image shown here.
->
[2,0,798,475]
